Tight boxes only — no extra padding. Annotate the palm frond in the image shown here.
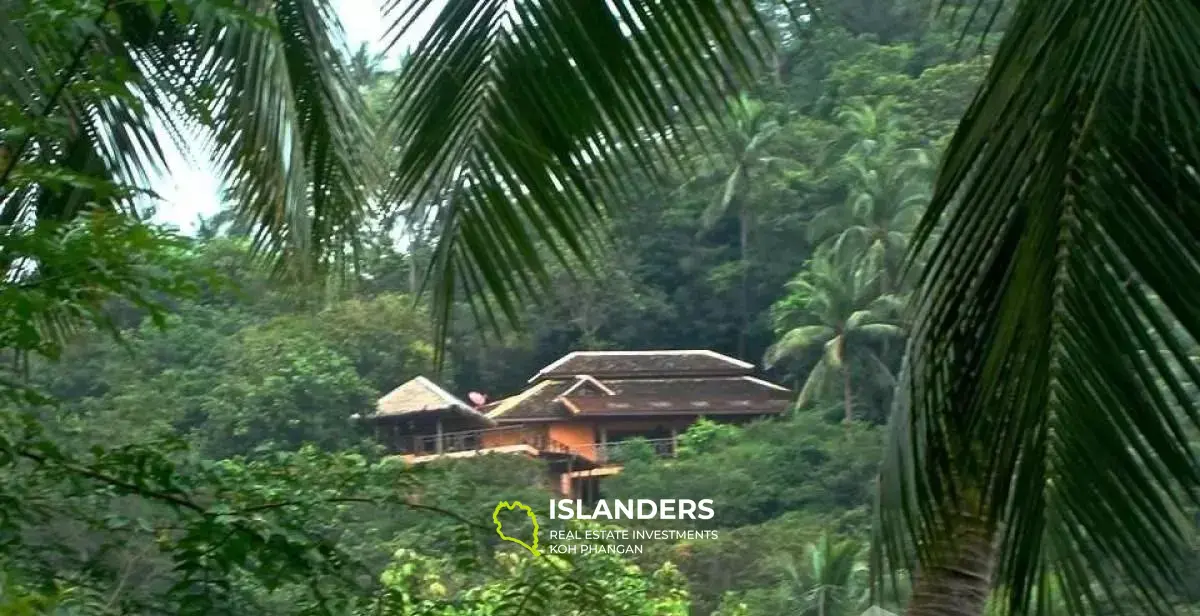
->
[806,204,851,244]
[4,0,375,282]
[823,336,843,368]
[384,0,772,359]
[853,323,905,341]
[845,309,881,331]
[884,0,1200,613]
[195,0,375,279]
[863,352,898,390]
[0,8,45,113]
[796,358,832,407]
[866,294,907,319]
[704,166,744,230]
[0,1,186,239]
[764,325,837,367]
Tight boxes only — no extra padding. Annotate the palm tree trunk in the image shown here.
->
[905,508,997,616]
[737,203,750,360]
[842,366,853,424]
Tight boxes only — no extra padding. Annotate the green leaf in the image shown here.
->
[385,0,772,364]
[881,0,1200,613]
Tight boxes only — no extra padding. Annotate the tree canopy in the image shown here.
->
[5,0,1200,615]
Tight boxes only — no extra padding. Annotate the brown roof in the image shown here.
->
[488,375,791,422]
[487,379,575,421]
[373,376,496,425]
[564,396,791,416]
[529,350,754,383]
[593,376,790,398]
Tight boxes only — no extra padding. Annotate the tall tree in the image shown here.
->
[687,94,783,357]
[348,42,385,88]
[0,1,776,610]
[765,246,905,423]
[795,533,869,616]
[878,1,1200,615]
[383,1,773,351]
[1,0,773,339]
[809,145,932,293]
[17,1,1200,614]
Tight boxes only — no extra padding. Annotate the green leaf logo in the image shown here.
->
[493,500,540,557]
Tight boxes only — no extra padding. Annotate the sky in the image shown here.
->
[151,0,440,233]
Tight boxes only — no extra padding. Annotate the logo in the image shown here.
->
[550,498,714,520]
[493,500,540,557]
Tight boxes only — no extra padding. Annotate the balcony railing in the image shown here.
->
[396,426,573,458]
[392,428,677,465]
[403,425,519,455]
[577,438,677,464]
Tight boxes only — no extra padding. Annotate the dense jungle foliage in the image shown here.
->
[4,0,1200,614]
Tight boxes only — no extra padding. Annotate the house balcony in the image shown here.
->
[388,427,677,468]
[390,426,576,464]
[571,437,678,465]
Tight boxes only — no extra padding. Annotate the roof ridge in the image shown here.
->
[528,349,755,383]
[557,374,615,397]
[738,375,791,392]
[411,375,474,411]
[373,375,488,420]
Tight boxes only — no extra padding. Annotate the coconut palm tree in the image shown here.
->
[386,2,1200,614]
[765,245,905,423]
[809,147,933,293]
[348,42,385,88]
[1,0,378,275]
[10,2,1200,615]
[797,533,870,616]
[0,0,768,330]
[770,532,910,616]
[873,0,1200,614]
[829,99,905,166]
[683,93,783,357]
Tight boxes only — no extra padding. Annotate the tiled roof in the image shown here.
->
[563,396,791,416]
[486,380,574,421]
[529,350,754,383]
[374,376,495,425]
[488,375,791,421]
[595,376,789,398]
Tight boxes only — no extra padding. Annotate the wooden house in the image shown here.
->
[367,350,792,499]
[367,375,589,470]
[369,376,496,456]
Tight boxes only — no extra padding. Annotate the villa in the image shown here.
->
[364,350,792,499]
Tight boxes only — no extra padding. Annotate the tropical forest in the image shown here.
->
[3,0,1200,615]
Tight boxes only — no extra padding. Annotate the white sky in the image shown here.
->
[151,0,441,233]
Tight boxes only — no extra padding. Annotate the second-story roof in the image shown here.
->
[528,350,754,383]
[489,350,792,422]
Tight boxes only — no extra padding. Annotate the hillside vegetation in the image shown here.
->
[7,0,1200,614]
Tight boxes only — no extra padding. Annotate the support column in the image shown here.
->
[435,418,444,454]
[670,426,679,457]
[599,426,608,462]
